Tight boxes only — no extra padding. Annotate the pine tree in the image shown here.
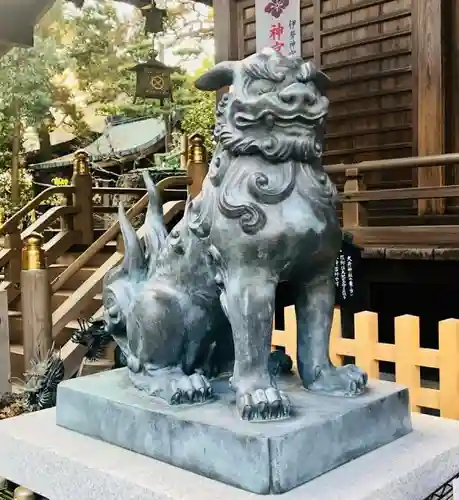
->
[0,0,216,213]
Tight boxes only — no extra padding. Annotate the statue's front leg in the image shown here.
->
[124,293,214,405]
[295,273,368,396]
[128,365,213,404]
[221,266,291,421]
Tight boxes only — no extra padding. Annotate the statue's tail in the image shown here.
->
[102,204,146,341]
[142,171,168,277]
[102,173,168,367]
[118,202,146,277]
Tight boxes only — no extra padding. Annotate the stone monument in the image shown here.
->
[55,49,412,494]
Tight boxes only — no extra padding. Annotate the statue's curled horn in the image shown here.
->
[102,171,168,338]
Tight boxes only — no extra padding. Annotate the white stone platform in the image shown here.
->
[0,409,458,500]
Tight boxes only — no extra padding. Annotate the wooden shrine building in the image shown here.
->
[29,116,173,188]
[207,0,459,339]
[5,0,459,339]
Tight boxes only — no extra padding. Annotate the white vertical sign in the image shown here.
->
[255,0,301,57]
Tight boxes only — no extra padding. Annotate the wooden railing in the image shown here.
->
[0,134,207,380]
[52,177,190,346]
[7,143,459,384]
[273,306,459,420]
[326,152,459,247]
[0,185,79,302]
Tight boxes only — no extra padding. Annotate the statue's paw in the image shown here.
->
[308,364,368,397]
[237,387,291,421]
[170,373,213,405]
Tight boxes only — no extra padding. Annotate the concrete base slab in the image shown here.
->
[0,409,458,500]
[55,369,412,494]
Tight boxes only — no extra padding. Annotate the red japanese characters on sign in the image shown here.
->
[269,22,285,53]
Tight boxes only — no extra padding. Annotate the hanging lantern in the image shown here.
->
[139,1,167,35]
[129,53,175,100]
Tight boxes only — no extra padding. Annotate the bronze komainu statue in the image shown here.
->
[102,49,368,421]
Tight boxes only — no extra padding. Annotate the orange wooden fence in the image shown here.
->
[272,307,459,420]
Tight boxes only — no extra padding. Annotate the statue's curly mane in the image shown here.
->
[188,50,337,237]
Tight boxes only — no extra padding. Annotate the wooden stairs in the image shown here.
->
[0,172,190,384]
[8,243,115,379]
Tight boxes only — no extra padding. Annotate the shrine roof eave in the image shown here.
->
[0,0,55,56]
[29,116,171,171]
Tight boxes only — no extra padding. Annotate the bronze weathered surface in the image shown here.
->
[102,49,368,421]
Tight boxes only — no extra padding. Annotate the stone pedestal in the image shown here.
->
[0,409,458,500]
[55,369,411,494]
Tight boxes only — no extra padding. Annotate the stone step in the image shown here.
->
[0,408,456,500]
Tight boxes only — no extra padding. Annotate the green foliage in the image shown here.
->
[65,1,150,106]
[0,10,87,136]
[0,169,34,221]
[48,176,70,206]
[0,17,76,210]
[67,0,215,123]
[0,0,217,214]
[180,59,216,154]
[180,88,216,154]
[66,1,217,155]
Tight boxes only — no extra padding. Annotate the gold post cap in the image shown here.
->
[22,232,45,270]
[73,149,90,175]
[13,486,35,499]
[188,133,207,164]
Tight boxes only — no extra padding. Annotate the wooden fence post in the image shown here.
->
[329,307,342,367]
[0,290,11,394]
[438,318,459,419]
[395,314,420,413]
[71,150,93,245]
[354,311,379,379]
[342,168,367,229]
[21,233,53,371]
[60,183,74,233]
[187,133,208,199]
[180,133,189,170]
[4,228,22,291]
[13,486,35,499]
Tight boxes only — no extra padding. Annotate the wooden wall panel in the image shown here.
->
[413,0,445,215]
[317,0,413,169]
[235,0,414,160]
[443,0,459,213]
[234,0,415,220]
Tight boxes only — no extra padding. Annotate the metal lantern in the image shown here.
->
[139,1,167,35]
[129,54,175,100]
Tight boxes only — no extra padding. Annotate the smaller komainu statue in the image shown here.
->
[102,49,368,421]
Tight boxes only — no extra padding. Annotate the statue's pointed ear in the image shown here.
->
[299,61,330,94]
[194,61,235,91]
[315,71,331,94]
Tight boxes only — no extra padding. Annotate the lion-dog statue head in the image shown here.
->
[195,48,330,163]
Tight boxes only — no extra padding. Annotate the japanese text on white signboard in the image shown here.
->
[255,0,301,57]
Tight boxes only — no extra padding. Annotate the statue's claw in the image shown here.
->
[237,387,291,421]
[170,373,213,405]
[307,364,368,397]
